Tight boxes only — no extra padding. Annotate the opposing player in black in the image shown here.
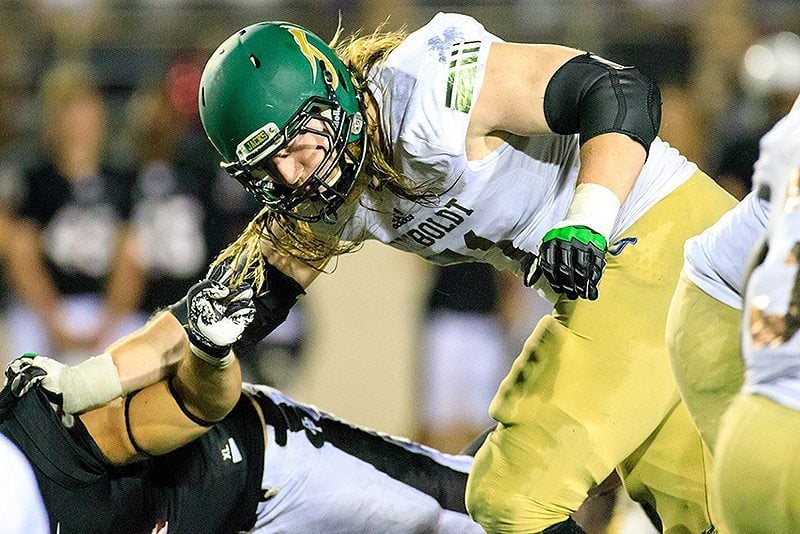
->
[0,262,482,533]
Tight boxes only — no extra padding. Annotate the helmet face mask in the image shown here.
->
[201,22,366,224]
[223,92,366,224]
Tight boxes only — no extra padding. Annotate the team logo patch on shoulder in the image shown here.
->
[427,26,466,62]
[446,41,481,113]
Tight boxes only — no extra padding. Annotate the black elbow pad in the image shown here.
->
[543,53,661,153]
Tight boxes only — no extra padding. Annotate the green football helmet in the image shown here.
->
[199,22,366,224]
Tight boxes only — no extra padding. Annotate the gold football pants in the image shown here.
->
[715,393,800,533]
[467,171,736,533]
[666,272,744,454]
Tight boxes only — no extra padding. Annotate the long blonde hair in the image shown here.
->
[215,23,441,286]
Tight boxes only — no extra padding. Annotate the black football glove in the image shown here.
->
[3,355,48,397]
[529,225,608,301]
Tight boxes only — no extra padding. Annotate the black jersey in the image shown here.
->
[15,162,133,296]
[0,387,264,534]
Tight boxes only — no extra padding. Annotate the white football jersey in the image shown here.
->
[742,206,800,409]
[246,384,484,533]
[320,12,697,301]
[683,191,769,309]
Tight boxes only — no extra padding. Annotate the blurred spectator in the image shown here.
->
[657,82,706,166]
[707,31,800,199]
[0,26,30,348]
[3,60,146,365]
[415,262,517,454]
[161,54,259,257]
[598,9,709,167]
[123,79,211,315]
[688,0,757,142]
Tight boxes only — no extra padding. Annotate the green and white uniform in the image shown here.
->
[314,13,736,533]
[327,13,697,290]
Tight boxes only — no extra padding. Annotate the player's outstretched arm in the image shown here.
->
[19,249,304,415]
[105,310,186,396]
[77,266,256,465]
[472,43,659,300]
[13,310,188,416]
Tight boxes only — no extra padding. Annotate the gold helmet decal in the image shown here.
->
[283,25,339,90]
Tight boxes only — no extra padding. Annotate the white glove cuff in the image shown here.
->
[556,183,621,240]
[62,353,123,414]
[189,344,234,369]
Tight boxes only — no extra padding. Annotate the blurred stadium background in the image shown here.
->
[0,0,798,447]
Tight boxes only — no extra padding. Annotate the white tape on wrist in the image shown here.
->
[556,183,621,239]
[62,353,123,414]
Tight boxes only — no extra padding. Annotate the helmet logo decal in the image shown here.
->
[283,26,339,90]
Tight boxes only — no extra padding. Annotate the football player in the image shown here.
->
[668,99,800,533]
[666,95,800,455]
[197,14,736,533]
[695,98,800,533]
[0,264,483,533]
